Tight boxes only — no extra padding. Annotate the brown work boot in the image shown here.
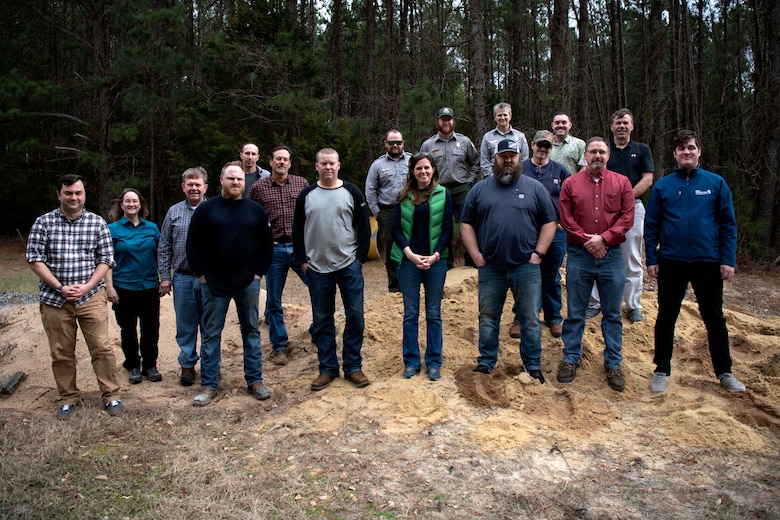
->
[548,322,563,338]
[606,367,626,392]
[556,362,577,383]
[346,370,370,388]
[271,349,288,366]
[180,367,196,387]
[509,322,521,338]
[311,373,337,391]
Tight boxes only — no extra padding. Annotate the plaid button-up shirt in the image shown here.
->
[248,174,309,240]
[26,208,115,307]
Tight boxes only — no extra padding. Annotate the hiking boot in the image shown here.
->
[526,369,546,385]
[142,367,162,382]
[57,403,78,420]
[311,373,337,391]
[585,307,600,319]
[128,368,142,385]
[548,322,563,338]
[403,366,420,379]
[247,383,271,401]
[346,370,370,388]
[180,367,196,387]
[427,367,441,381]
[509,322,521,338]
[650,372,669,394]
[473,364,492,374]
[718,373,746,393]
[557,362,577,383]
[271,349,288,366]
[628,309,644,323]
[606,367,626,392]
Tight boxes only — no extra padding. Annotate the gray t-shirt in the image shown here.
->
[303,185,358,273]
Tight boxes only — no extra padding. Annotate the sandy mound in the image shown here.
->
[1,266,779,456]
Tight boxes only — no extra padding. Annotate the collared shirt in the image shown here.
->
[479,127,530,178]
[365,151,412,215]
[108,217,160,290]
[558,168,635,247]
[26,208,115,307]
[521,158,570,219]
[420,132,480,185]
[608,140,654,189]
[550,135,586,175]
[248,174,309,240]
[242,168,271,199]
[158,199,202,281]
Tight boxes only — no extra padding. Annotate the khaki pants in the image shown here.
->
[40,289,121,405]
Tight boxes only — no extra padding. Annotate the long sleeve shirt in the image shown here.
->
[479,127,530,178]
[558,168,635,247]
[158,199,201,281]
[26,208,115,307]
[108,217,160,290]
[248,174,309,240]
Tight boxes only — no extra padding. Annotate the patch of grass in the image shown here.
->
[0,239,37,294]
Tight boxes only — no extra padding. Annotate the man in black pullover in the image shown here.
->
[187,161,274,407]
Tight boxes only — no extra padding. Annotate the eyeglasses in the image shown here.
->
[387,140,404,146]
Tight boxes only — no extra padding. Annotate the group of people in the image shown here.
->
[25,105,745,420]
[366,105,745,394]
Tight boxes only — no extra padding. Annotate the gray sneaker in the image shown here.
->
[718,373,746,393]
[585,307,600,319]
[650,372,669,394]
[628,309,644,323]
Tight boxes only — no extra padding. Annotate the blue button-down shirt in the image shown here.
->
[108,217,160,290]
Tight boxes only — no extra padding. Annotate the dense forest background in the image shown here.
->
[1,0,778,257]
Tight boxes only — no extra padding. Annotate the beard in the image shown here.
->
[493,164,521,185]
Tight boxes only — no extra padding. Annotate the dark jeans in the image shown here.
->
[112,287,160,372]
[654,259,732,376]
[512,228,566,324]
[397,257,447,369]
[377,207,399,292]
[307,260,365,377]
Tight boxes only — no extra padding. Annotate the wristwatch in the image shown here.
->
[56,283,64,293]
[533,250,545,259]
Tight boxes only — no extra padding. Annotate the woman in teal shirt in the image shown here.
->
[106,188,162,384]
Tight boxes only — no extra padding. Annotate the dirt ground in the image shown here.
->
[1,237,780,518]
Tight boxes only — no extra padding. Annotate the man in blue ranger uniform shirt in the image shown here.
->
[645,129,744,394]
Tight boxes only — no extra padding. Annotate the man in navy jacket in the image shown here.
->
[645,129,744,394]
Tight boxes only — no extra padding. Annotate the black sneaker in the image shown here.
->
[527,369,545,385]
[142,367,162,382]
[128,368,142,384]
[57,403,78,420]
[473,364,492,374]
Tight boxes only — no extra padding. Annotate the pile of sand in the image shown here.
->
[1,266,778,456]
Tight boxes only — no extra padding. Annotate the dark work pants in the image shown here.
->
[653,259,732,376]
[113,287,160,372]
[377,206,399,292]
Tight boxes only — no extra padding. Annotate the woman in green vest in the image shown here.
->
[391,153,453,381]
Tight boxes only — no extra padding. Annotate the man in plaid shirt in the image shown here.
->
[248,146,309,366]
[26,174,124,420]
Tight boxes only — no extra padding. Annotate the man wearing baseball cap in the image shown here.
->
[420,107,480,267]
[458,138,557,383]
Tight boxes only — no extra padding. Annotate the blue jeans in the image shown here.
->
[307,260,365,377]
[477,263,542,370]
[512,228,566,324]
[197,278,263,390]
[397,258,447,369]
[173,272,203,368]
[265,242,308,351]
[561,245,625,369]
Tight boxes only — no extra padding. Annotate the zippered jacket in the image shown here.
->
[644,166,737,266]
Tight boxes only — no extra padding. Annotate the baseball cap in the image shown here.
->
[437,107,455,119]
[533,130,554,145]
[496,138,519,155]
